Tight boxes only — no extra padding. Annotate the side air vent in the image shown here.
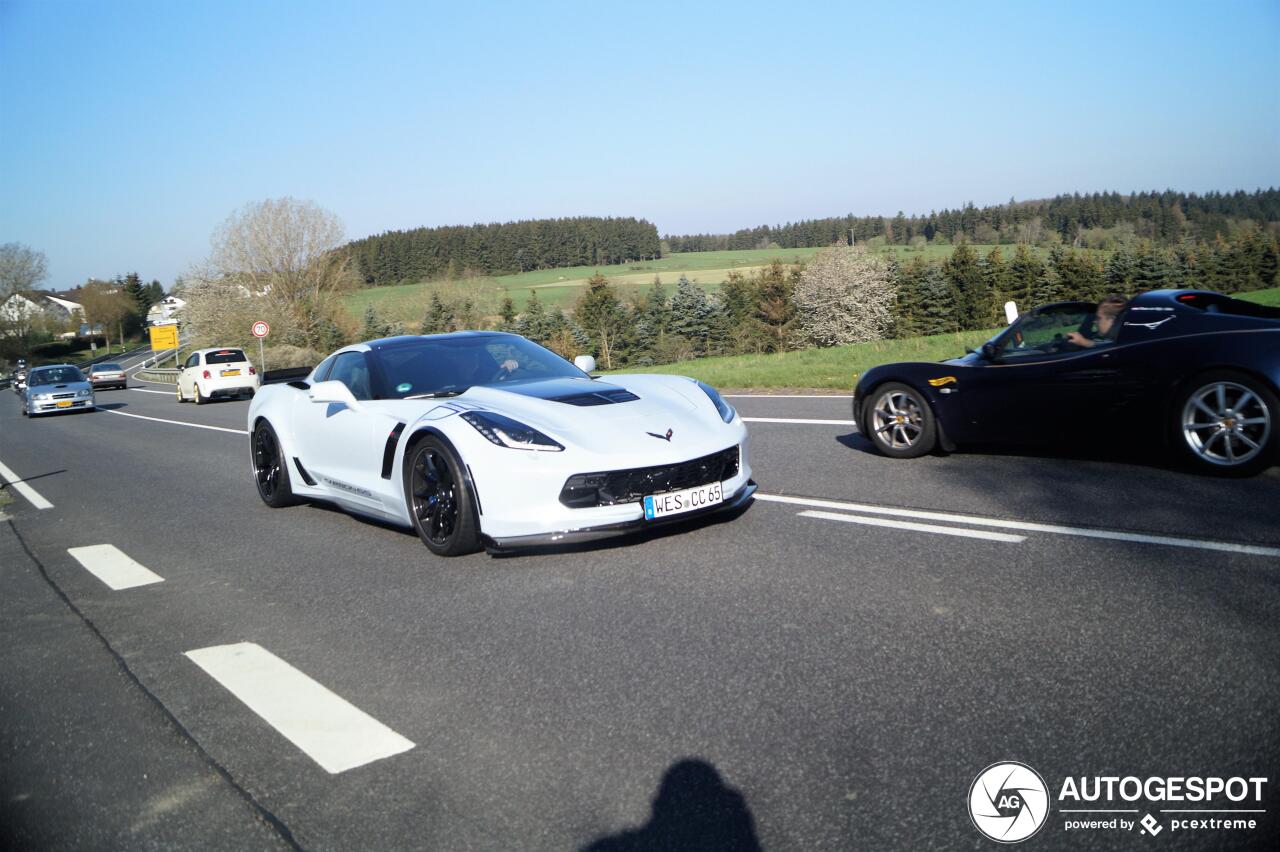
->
[549,389,640,406]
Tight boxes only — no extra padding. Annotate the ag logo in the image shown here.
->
[968,762,1049,843]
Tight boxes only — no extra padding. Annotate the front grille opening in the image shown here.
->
[559,446,740,508]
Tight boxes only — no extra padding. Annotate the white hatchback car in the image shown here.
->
[176,347,260,404]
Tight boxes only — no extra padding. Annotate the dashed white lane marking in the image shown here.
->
[758,493,1280,558]
[103,409,247,435]
[726,394,853,399]
[129,387,177,395]
[798,509,1025,543]
[185,643,415,774]
[0,457,54,510]
[67,544,164,590]
[743,417,857,425]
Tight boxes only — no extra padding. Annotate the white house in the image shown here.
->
[146,295,185,325]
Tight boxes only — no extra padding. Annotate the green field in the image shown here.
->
[1240,287,1280,307]
[343,244,1027,327]
[614,328,1000,390]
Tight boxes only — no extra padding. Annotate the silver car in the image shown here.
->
[22,364,96,416]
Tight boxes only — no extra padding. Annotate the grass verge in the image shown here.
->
[615,329,999,390]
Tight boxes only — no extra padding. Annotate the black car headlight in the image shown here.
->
[461,411,563,452]
[697,381,736,423]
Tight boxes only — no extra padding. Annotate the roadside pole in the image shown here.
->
[252,320,270,373]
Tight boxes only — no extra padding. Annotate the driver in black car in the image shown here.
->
[1066,295,1127,349]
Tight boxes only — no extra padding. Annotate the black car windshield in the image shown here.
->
[376,336,584,399]
[206,350,247,364]
[30,367,84,385]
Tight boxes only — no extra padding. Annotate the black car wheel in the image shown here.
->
[864,382,938,459]
[404,436,480,556]
[1174,370,1276,477]
[251,421,299,507]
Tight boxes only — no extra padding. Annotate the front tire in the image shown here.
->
[404,435,481,556]
[863,382,938,459]
[251,421,299,507]
[1173,370,1276,477]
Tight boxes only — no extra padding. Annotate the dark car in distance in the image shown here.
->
[853,289,1280,476]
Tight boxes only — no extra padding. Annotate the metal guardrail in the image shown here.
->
[135,368,181,384]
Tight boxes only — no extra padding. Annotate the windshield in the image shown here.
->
[206,350,247,364]
[988,305,1099,360]
[30,367,84,385]
[94,363,123,371]
[375,336,585,399]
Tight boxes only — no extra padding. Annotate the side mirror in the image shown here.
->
[980,342,999,362]
[574,354,597,374]
[308,380,360,409]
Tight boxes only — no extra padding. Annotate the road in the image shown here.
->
[1,380,1278,850]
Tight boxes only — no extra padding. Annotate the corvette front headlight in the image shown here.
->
[697,381,736,423]
[461,411,563,452]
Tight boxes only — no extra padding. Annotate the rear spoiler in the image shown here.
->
[262,366,313,386]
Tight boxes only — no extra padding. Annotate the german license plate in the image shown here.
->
[222,369,241,377]
[643,481,724,520]
[56,400,72,408]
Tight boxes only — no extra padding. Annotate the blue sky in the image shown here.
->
[1,0,1277,288]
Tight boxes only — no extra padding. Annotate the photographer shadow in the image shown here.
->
[582,758,761,852]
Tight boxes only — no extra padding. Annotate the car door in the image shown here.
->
[179,352,201,396]
[958,305,1124,442]
[289,350,396,515]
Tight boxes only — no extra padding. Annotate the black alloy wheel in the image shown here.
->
[405,437,480,556]
[252,421,298,507]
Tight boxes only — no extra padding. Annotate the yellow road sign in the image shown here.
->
[149,324,179,351]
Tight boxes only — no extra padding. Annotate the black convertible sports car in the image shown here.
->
[853,289,1280,475]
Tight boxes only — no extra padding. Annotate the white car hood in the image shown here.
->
[431,375,730,455]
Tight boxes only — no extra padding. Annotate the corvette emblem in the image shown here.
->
[928,376,958,387]
[647,428,674,441]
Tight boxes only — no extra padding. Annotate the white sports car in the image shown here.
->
[246,332,755,555]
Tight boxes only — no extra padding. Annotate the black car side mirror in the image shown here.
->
[980,342,999,362]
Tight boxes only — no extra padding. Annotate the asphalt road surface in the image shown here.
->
[2,379,1277,850]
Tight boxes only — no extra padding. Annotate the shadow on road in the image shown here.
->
[582,758,762,852]
[0,469,66,485]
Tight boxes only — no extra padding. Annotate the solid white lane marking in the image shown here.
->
[759,493,1280,558]
[798,510,1026,542]
[185,643,415,774]
[743,417,857,425]
[0,457,54,510]
[129,387,178,395]
[103,409,247,435]
[726,394,853,399]
[67,544,164,590]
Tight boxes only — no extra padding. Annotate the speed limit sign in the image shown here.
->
[252,320,270,338]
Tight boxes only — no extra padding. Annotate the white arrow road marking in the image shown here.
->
[103,409,247,435]
[758,493,1280,558]
[798,509,1026,542]
[0,457,54,510]
[742,417,857,425]
[67,544,164,590]
[185,643,415,774]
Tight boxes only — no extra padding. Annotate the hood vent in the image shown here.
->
[549,388,640,406]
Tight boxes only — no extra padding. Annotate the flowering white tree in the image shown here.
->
[794,244,896,347]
